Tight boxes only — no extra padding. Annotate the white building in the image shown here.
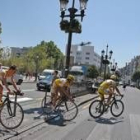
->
[70,44,101,68]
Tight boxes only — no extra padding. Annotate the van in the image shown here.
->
[1,66,23,85]
[39,69,61,80]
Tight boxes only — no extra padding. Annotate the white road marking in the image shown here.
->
[2,96,33,103]
[11,97,33,102]
[2,89,35,103]
[3,89,36,93]
[87,119,113,140]
[130,114,140,140]
[22,89,36,92]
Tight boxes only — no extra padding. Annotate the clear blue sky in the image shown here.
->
[0,0,140,68]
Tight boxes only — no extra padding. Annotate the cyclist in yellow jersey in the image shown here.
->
[51,74,75,107]
[98,75,122,105]
[0,65,19,105]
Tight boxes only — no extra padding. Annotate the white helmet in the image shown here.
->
[110,75,117,80]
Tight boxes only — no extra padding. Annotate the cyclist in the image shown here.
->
[98,74,122,105]
[51,74,75,107]
[0,65,20,105]
[50,70,60,102]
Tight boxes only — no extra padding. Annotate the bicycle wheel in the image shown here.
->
[89,100,104,118]
[0,101,24,129]
[56,100,78,121]
[41,95,53,114]
[110,100,124,117]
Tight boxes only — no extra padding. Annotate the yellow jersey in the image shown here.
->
[98,79,116,95]
[53,78,70,89]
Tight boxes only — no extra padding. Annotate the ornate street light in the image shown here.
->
[59,0,89,77]
[101,44,113,80]
[59,0,68,11]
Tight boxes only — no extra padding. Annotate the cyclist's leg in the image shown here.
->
[50,86,55,104]
[52,87,59,107]
[104,89,113,105]
[98,87,104,102]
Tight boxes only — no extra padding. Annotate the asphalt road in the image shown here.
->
[1,83,140,140]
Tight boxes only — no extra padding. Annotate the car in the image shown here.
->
[130,82,136,87]
[36,75,53,91]
[1,66,23,85]
[38,69,62,80]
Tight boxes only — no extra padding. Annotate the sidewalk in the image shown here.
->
[23,76,36,83]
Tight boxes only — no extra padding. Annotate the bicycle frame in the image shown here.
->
[3,92,18,117]
[103,94,123,111]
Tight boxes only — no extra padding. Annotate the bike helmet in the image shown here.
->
[67,74,75,81]
[110,75,117,80]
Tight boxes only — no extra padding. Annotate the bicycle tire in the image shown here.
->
[89,100,104,119]
[110,100,124,117]
[0,101,24,129]
[56,100,78,121]
[41,95,53,114]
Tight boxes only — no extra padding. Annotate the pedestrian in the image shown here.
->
[123,83,126,91]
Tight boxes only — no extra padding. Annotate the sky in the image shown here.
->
[0,0,140,68]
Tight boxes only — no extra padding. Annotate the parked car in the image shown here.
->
[38,69,61,80]
[36,75,53,91]
[130,82,136,87]
[1,66,23,85]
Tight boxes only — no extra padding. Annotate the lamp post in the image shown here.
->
[101,44,113,80]
[35,55,39,81]
[59,0,88,77]
[0,22,2,44]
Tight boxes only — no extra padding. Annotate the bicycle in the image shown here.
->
[41,91,78,121]
[0,90,24,129]
[89,94,124,119]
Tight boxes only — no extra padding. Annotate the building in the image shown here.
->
[70,44,101,68]
[10,47,31,57]
[120,55,140,84]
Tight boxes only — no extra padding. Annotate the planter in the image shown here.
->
[60,19,82,33]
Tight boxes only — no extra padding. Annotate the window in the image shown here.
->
[85,57,89,60]
[77,52,81,55]
[86,52,90,55]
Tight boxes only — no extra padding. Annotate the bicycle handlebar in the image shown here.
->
[7,90,24,96]
[113,94,124,100]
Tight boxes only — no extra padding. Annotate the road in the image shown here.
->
[0,83,140,140]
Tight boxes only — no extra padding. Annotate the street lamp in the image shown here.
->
[101,44,113,80]
[59,0,88,77]
[35,55,39,81]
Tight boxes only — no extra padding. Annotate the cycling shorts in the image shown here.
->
[98,87,110,100]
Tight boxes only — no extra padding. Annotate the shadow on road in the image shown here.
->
[88,116,124,125]
[0,128,18,139]
[44,114,66,126]
[43,113,76,127]
[24,107,43,115]
[95,116,124,125]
